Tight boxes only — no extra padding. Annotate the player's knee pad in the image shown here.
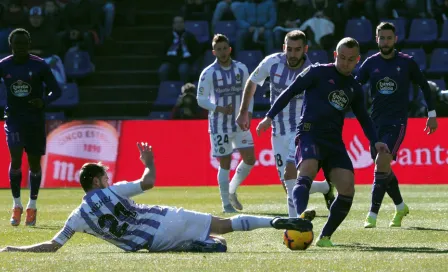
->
[296,176,312,190]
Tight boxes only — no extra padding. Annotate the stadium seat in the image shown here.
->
[254,83,270,107]
[402,48,426,71]
[214,21,237,43]
[202,50,215,69]
[344,19,373,46]
[64,49,94,79]
[52,83,79,107]
[406,19,437,45]
[236,50,263,73]
[0,83,5,107]
[148,111,171,120]
[439,21,448,43]
[308,50,328,64]
[154,81,183,107]
[45,112,65,120]
[184,20,210,44]
[427,48,448,75]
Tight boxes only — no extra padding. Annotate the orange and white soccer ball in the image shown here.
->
[283,229,314,250]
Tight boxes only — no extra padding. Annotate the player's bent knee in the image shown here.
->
[210,216,232,234]
[375,152,392,169]
[242,156,256,166]
[218,156,232,169]
[297,159,318,179]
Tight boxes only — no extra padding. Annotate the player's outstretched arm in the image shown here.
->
[136,142,156,191]
[237,69,256,130]
[0,240,62,253]
[196,70,232,115]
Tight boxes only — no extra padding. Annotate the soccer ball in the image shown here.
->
[283,229,314,250]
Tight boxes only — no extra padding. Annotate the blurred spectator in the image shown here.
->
[234,0,277,55]
[28,6,66,83]
[2,0,27,29]
[92,0,115,42]
[43,0,63,31]
[374,0,427,19]
[211,0,243,32]
[22,0,46,10]
[343,0,377,22]
[430,0,448,24]
[158,16,200,83]
[172,82,207,119]
[182,0,212,21]
[60,0,100,62]
[299,0,340,50]
[411,81,448,117]
[273,0,304,49]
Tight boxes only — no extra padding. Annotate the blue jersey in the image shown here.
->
[356,51,435,125]
[0,54,62,121]
[266,63,377,143]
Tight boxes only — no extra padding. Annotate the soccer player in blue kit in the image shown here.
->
[356,22,438,228]
[257,37,389,247]
[1,28,62,226]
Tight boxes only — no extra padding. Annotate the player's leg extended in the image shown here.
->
[272,134,293,215]
[26,154,42,226]
[8,145,24,226]
[229,131,255,210]
[316,168,355,247]
[364,151,393,228]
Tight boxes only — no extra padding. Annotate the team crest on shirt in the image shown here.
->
[376,77,397,95]
[10,80,32,97]
[235,73,241,83]
[328,90,349,110]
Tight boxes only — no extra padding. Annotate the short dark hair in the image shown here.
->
[376,22,396,36]
[8,28,31,45]
[212,34,230,48]
[336,37,360,52]
[284,30,307,45]
[79,162,108,192]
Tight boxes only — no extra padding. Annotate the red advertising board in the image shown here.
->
[0,118,447,188]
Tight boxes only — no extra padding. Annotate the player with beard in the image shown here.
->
[236,30,334,218]
[356,22,438,229]
[197,34,255,213]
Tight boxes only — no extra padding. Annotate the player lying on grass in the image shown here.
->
[0,143,313,253]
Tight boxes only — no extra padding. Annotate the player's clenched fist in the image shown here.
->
[256,117,272,136]
[137,142,153,166]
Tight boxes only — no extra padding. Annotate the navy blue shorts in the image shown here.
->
[295,133,354,174]
[4,120,46,155]
[370,123,406,161]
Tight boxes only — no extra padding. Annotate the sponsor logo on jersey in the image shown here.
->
[376,77,398,95]
[10,80,32,97]
[328,90,349,110]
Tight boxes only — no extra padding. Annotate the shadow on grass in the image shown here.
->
[31,225,61,230]
[404,226,448,232]
[339,243,448,253]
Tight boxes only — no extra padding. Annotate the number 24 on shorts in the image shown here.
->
[215,134,229,146]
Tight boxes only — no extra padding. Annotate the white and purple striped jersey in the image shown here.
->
[52,182,168,252]
[197,59,252,134]
[249,53,312,136]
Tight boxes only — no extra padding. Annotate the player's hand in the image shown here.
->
[28,98,44,109]
[137,142,153,167]
[424,117,437,135]
[374,142,390,154]
[256,117,272,136]
[236,111,250,131]
[217,104,233,115]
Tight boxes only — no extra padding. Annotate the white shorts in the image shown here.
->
[271,133,296,180]
[210,130,254,157]
[149,207,212,252]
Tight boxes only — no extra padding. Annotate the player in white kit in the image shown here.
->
[197,34,255,213]
[0,143,313,253]
[236,31,335,218]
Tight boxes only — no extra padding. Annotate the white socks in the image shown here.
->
[13,197,22,209]
[229,162,253,194]
[230,215,272,231]
[396,202,405,211]
[309,180,329,194]
[368,212,378,219]
[218,167,230,206]
[27,199,37,209]
[284,179,297,218]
